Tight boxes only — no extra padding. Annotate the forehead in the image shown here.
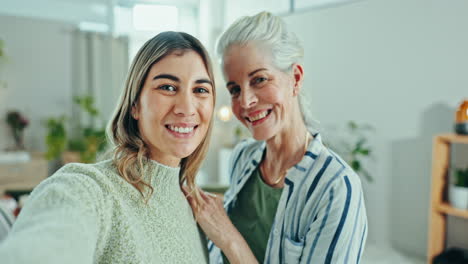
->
[223,43,275,76]
[148,50,210,77]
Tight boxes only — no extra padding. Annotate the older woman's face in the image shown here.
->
[133,50,214,167]
[223,43,300,141]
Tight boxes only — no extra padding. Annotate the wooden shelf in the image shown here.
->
[427,133,468,263]
[437,202,468,219]
[0,153,48,195]
[437,133,468,144]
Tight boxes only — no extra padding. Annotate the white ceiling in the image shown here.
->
[0,0,199,25]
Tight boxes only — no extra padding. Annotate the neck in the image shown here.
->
[149,152,181,168]
[262,110,311,184]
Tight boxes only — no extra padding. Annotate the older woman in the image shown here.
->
[186,12,367,264]
[0,31,215,263]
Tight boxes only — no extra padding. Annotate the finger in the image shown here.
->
[205,192,217,198]
[181,186,197,210]
[198,188,211,203]
[214,195,224,206]
[185,193,195,208]
[181,185,189,196]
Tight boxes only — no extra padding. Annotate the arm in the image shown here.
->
[0,172,102,263]
[184,188,258,264]
[300,176,367,264]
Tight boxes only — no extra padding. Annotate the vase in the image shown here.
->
[449,185,468,210]
[12,129,25,150]
[455,99,468,135]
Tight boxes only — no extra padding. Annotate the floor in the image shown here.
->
[362,244,426,264]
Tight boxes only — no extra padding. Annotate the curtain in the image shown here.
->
[70,30,129,134]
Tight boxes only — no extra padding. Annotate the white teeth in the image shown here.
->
[249,111,268,122]
[169,126,194,134]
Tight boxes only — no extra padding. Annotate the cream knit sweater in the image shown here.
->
[0,159,208,264]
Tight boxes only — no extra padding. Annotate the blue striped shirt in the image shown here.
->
[209,132,367,263]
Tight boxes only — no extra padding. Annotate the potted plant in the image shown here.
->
[6,110,29,150]
[44,116,66,159]
[327,121,375,183]
[449,166,468,210]
[44,95,107,164]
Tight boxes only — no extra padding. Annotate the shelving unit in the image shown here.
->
[427,134,468,263]
[0,153,48,195]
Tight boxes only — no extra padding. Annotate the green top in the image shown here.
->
[222,167,283,263]
[0,159,208,264]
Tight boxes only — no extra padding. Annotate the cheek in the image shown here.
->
[231,101,244,120]
[199,100,214,122]
[260,86,284,106]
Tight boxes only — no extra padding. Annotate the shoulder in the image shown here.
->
[328,148,362,188]
[231,138,263,165]
[228,138,263,178]
[31,160,117,202]
[232,138,261,156]
[301,136,363,201]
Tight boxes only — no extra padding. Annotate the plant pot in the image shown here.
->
[449,185,468,210]
[61,151,81,164]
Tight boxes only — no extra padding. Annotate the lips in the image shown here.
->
[165,123,198,135]
[167,125,194,133]
[245,109,272,123]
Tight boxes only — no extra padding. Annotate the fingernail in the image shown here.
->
[205,192,217,198]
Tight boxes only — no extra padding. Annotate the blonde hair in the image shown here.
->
[107,31,215,205]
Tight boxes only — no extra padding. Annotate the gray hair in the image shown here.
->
[217,11,318,129]
[217,11,303,71]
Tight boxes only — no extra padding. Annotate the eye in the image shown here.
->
[252,76,268,85]
[158,84,176,92]
[229,86,241,98]
[194,87,210,94]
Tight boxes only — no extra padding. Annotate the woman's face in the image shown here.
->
[223,43,301,141]
[133,50,214,167]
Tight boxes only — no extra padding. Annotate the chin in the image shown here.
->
[251,130,275,141]
[174,147,197,159]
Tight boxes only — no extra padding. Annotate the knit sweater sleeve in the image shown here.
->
[0,164,105,264]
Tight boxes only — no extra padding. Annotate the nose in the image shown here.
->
[239,87,258,109]
[173,91,196,116]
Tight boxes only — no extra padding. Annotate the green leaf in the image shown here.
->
[348,121,358,130]
[74,95,99,117]
[357,148,370,156]
[68,139,86,152]
[454,169,468,187]
[44,116,67,160]
[356,138,366,149]
[351,160,361,171]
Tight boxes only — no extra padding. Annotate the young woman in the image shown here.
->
[0,31,216,264]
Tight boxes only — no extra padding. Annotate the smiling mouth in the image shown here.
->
[165,125,199,134]
[246,110,272,123]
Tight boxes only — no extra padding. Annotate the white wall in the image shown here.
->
[224,0,290,26]
[283,0,468,258]
[0,15,74,152]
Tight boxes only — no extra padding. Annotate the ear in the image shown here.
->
[131,103,139,120]
[291,63,304,96]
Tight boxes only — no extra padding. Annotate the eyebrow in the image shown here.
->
[196,79,213,86]
[248,68,267,77]
[153,74,212,86]
[153,74,179,82]
[226,68,268,87]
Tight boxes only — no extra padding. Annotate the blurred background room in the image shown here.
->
[1,0,468,263]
